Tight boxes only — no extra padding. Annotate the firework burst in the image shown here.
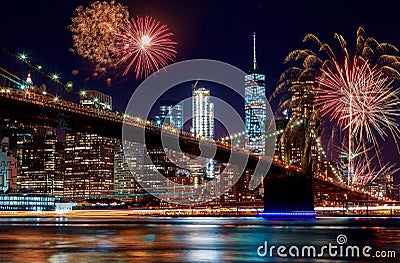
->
[316,56,400,185]
[275,27,400,188]
[116,16,177,78]
[337,144,400,186]
[316,56,400,149]
[70,1,129,66]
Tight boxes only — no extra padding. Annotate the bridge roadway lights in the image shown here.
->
[258,168,316,220]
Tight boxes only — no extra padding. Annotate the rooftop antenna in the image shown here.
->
[253,32,257,71]
[192,79,199,90]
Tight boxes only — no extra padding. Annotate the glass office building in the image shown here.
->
[159,100,183,129]
[245,33,266,155]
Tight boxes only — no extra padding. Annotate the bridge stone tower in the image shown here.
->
[260,77,318,219]
[260,128,315,219]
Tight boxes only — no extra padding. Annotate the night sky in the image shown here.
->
[1,0,399,109]
[1,0,399,182]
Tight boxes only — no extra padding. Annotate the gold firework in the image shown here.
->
[70,1,130,67]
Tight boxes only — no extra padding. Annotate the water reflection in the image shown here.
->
[0,217,398,262]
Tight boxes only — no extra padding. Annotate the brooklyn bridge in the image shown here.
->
[0,47,375,218]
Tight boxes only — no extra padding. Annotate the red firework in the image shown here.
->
[316,56,400,146]
[316,56,400,186]
[116,16,177,79]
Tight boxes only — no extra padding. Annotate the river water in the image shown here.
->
[0,216,398,262]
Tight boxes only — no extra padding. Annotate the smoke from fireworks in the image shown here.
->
[116,16,177,78]
[70,1,129,66]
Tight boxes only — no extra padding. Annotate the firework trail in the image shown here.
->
[337,144,400,186]
[70,1,129,67]
[116,15,177,78]
[335,142,399,186]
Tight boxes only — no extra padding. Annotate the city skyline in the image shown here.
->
[0,0,398,197]
[1,2,400,262]
[1,0,399,167]
[0,58,395,202]
[0,0,398,190]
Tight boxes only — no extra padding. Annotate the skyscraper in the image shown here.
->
[17,127,63,195]
[192,85,214,138]
[192,84,215,178]
[290,78,315,119]
[114,140,145,202]
[245,32,266,156]
[0,138,10,193]
[284,75,322,168]
[159,100,183,129]
[64,132,115,199]
[0,120,32,192]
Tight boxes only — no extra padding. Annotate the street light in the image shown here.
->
[19,53,27,60]
[66,81,73,91]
